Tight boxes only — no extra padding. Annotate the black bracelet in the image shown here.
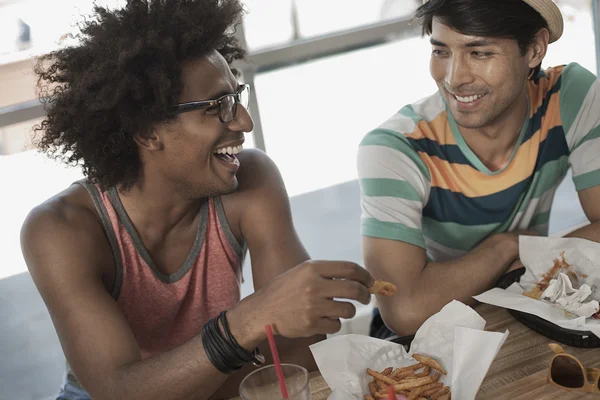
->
[201,311,265,374]
[202,319,235,374]
[221,311,265,366]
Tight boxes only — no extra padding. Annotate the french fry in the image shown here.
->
[392,376,435,391]
[407,382,443,400]
[414,366,431,378]
[375,380,387,391]
[392,363,423,378]
[368,381,378,397]
[412,354,448,375]
[381,367,393,376]
[431,386,451,399]
[367,368,397,386]
[398,376,420,381]
[369,279,397,296]
[422,383,445,396]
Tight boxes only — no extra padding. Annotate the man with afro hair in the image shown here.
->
[21,1,374,399]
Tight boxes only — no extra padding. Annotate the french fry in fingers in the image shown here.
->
[369,279,397,296]
[412,354,447,375]
[367,368,398,386]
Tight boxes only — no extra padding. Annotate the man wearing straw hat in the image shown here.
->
[21,1,375,399]
[359,0,600,338]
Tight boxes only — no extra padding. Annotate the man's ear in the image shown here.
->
[134,129,163,151]
[528,28,550,69]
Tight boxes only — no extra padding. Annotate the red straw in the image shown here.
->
[388,386,395,400]
[265,324,289,399]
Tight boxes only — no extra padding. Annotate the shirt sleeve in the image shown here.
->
[357,127,431,249]
[560,62,600,191]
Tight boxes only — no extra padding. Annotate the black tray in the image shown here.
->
[495,267,600,348]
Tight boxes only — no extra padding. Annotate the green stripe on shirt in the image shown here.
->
[360,129,431,181]
[560,63,597,136]
[359,178,423,202]
[530,211,551,226]
[361,218,426,248]
[399,104,424,124]
[574,169,600,191]
[572,124,600,151]
[422,218,501,251]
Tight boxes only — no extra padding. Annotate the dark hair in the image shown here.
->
[34,0,245,190]
[416,0,548,78]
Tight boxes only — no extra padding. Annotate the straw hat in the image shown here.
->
[422,0,564,43]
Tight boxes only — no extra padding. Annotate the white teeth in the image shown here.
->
[455,94,483,103]
[213,144,244,155]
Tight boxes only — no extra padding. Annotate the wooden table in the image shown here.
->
[238,304,600,400]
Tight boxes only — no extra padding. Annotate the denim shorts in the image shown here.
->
[56,379,91,400]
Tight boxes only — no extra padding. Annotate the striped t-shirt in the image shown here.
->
[358,63,600,262]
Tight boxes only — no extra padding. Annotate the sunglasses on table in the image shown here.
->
[169,84,250,123]
[547,343,600,393]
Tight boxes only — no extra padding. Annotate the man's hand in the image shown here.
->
[230,261,373,345]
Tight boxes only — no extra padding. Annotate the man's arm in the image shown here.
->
[565,185,600,241]
[235,149,323,360]
[363,233,518,336]
[358,127,520,336]
[21,202,262,400]
[560,63,600,241]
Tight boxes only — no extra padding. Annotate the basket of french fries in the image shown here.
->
[364,353,450,400]
[310,300,509,400]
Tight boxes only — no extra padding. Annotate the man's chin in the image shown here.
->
[219,177,239,196]
[450,110,488,130]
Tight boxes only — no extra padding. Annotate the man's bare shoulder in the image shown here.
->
[220,149,289,240]
[234,148,283,195]
[21,183,110,278]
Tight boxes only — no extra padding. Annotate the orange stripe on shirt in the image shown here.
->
[420,148,537,198]
[529,66,563,117]
[406,112,457,145]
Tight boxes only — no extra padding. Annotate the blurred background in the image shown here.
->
[0,1,598,398]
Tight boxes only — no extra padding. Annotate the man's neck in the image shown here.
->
[458,92,529,172]
[116,174,202,237]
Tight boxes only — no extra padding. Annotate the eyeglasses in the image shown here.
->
[547,343,600,393]
[169,84,250,123]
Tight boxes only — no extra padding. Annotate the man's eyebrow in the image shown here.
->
[464,39,497,48]
[204,88,232,100]
[430,38,498,48]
